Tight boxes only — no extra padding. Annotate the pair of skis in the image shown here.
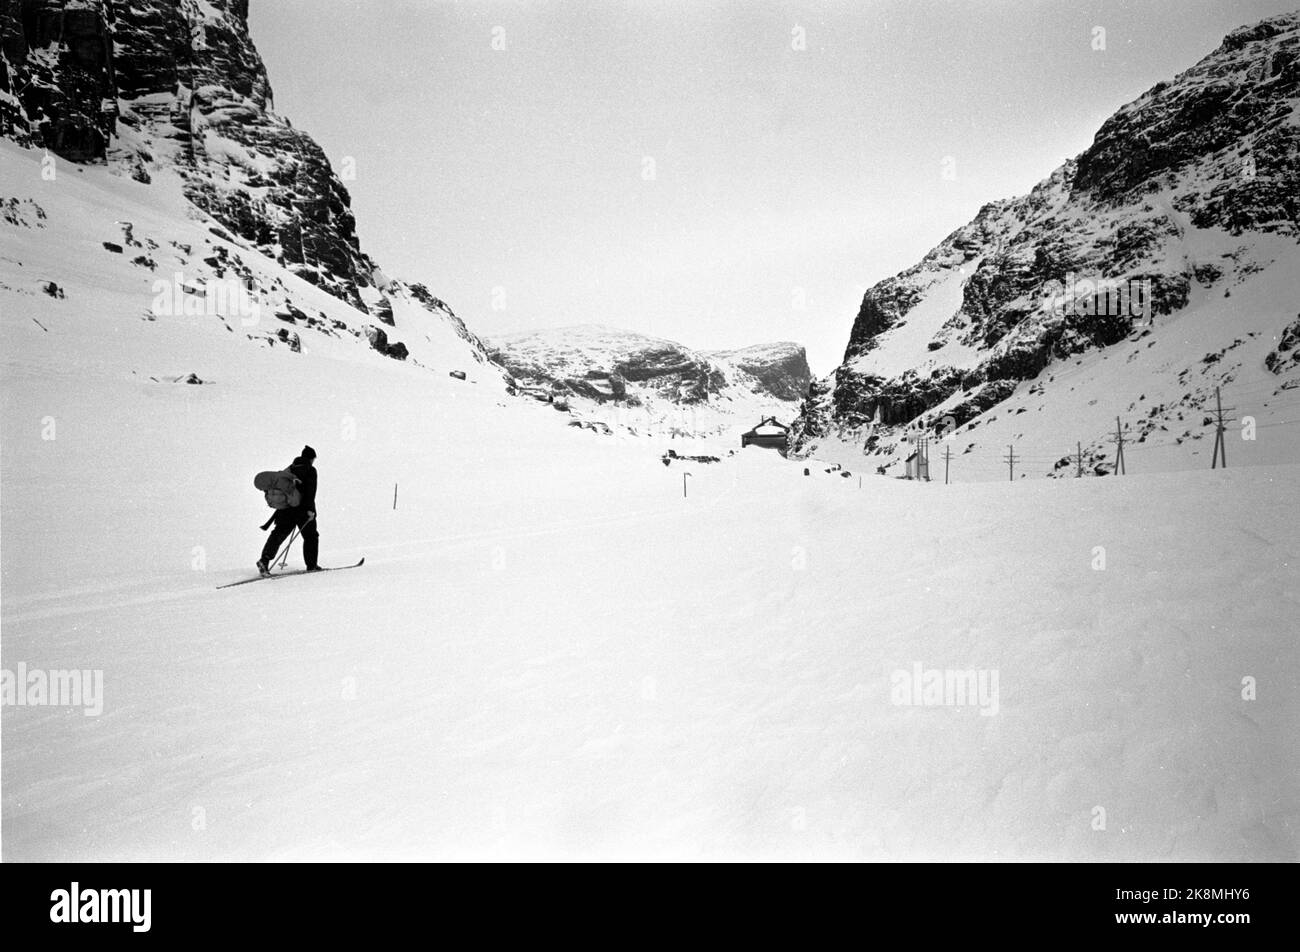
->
[216,558,365,589]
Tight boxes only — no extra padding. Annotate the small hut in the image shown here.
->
[904,449,930,481]
[741,417,790,454]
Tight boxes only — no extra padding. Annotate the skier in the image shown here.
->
[257,445,320,575]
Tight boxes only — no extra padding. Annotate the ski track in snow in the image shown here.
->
[2,467,743,623]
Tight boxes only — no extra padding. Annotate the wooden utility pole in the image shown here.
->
[1076,441,1083,478]
[393,483,398,510]
[944,445,952,485]
[1210,386,1229,469]
[1004,444,1016,481]
[1113,416,1126,475]
[683,472,692,498]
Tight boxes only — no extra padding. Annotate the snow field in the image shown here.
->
[3,347,1296,859]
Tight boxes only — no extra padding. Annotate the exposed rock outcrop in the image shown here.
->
[793,12,1300,455]
[3,0,373,310]
[0,0,504,379]
[705,342,811,401]
[487,325,808,406]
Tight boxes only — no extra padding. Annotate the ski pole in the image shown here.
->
[274,527,300,569]
[275,514,316,568]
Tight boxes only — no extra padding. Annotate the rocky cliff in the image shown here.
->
[705,342,812,402]
[6,0,391,310]
[792,12,1300,467]
[0,0,500,376]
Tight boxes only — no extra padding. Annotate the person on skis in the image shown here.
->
[258,445,320,575]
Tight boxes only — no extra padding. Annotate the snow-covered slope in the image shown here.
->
[0,0,498,378]
[793,12,1300,477]
[0,140,505,385]
[487,325,810,446]
[4,328,1297,859]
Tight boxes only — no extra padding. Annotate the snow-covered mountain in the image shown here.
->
[792,12,1300,477]
[0,0,502,381]
[705,342,813,402]
[486,325,810,443]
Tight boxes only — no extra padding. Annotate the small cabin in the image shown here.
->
[904,449,930,481]
[741,417,790,454]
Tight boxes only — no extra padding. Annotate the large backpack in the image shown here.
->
[253,470,301,510]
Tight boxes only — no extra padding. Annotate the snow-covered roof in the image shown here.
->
[746,417,788,436]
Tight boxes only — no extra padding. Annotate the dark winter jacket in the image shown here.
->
[288,456,317,512]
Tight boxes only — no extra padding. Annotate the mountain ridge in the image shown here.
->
[486,324,811,442]
[791,11,1300,472]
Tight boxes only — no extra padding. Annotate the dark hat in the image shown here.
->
[301,444,317,460]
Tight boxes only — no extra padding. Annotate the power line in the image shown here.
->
[1112,416,1127,475]
[1210,387,1230,469]
[856,382,1300,483]
[1234,401,1300,413]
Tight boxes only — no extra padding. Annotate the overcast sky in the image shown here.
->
[249,0,1297,373]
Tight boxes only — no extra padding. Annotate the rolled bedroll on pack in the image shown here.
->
[254,470,301,509]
